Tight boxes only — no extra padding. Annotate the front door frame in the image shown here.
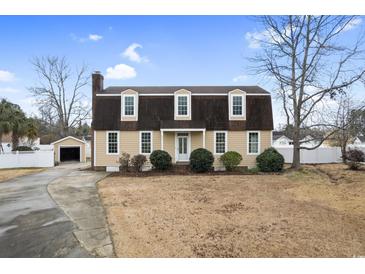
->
[175,132,191,162]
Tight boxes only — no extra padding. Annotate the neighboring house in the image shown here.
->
[353,135,365,146]
[272,131,292,147]
[91,72,274,171]
[0,132,40,153]
[272,131,322,148]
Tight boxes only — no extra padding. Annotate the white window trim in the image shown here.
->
[214,131,228,155]
[139,131,153,155]
[123,95,135,116]
[121,93,138,120]
[228,90,246,120]
[247,131,260,155]
[231,94,244,117]
[106,131,119,155]
[174,92,191,119]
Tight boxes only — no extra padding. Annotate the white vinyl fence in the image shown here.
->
[275,147,343,164]
[0,150,54,169]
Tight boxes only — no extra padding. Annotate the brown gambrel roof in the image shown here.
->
[104,86,270,95]
[92,91,273,131]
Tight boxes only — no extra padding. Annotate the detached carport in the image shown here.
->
[51,136,86,163]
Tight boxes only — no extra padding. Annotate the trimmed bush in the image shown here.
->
[220,151,242,171]
[256,147,284,172]
[150,150,172,170]
[344,149,364,170]
[189,148,214,172]
[119,152,131,171]
[131,154,147,172]
[13,146,33,151]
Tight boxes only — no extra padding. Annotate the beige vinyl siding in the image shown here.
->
[163,132,175,162]
[191,132,203,151]
[54,138,86,163]
[94,130,161,167]
[206,130,272,168]
[95,131,120,167]
[94,130,272,168]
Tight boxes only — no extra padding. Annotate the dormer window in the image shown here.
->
[232,95,243,116]
[228,90,246,120]
[124,95,135,116]
[121,90,138,121]
[174,89,191,120]
[177,95,188,116]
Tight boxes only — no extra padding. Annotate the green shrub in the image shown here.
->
[13,146,33,151]
[189,148,214,172]
[344,149,364,170]
[131,154,147,172]
[256,147,284,172]
[150,150,172,170]
[119,152,131,171]
[220,151,242,171]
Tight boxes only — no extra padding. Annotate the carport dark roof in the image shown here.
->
[103,86,270,94]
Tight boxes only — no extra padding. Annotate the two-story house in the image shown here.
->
[91,72,273,171]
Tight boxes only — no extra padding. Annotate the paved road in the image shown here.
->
[0,163,107,258]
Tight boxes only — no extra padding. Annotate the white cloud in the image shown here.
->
[105,64,137,80]
[122,43,149,63]
[246,18,362,49]
[245,31,267,49]
[245,25,292,49]
[233,74,248,83]
[341,18,362,32]
[71,33,103,43]
[88,34,103,41]
[0,87,19,93]
[0,70,15,82]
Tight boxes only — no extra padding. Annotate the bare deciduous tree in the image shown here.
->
[330,94,365,162]
[29,56,90,137]
[249,16,365,169]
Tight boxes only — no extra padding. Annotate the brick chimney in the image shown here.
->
[91,71,103,170]
[92,71,103,96]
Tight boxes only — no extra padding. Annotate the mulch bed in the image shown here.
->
[108,168,282,177]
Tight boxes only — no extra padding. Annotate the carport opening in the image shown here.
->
[60,147,80,162]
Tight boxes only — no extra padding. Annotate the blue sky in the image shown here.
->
[0,16,364,128]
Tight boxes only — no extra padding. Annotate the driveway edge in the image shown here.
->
[47,170,115,257]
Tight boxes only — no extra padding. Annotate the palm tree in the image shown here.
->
[11,112,39,150]
[0,99,38,151]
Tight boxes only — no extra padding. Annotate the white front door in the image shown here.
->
[176,132,190,161]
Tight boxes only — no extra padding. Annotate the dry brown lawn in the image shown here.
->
[0,168,43,183]
[98,164,365,257]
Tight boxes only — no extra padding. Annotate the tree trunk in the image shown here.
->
[291,126,301,169]
[12,134,19,151]
[341,142,347,163]
[0,133,3,153]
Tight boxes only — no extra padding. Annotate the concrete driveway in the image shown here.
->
[0,163,113,258]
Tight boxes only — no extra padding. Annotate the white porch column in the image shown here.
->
[203,129,206,148]
[161,130,164,150]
